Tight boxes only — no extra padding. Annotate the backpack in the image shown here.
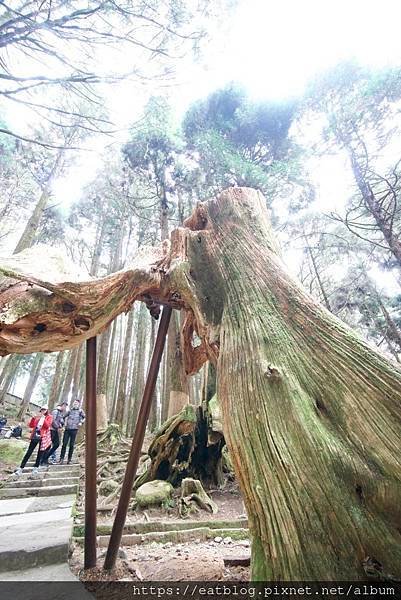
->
[12,426,22,438]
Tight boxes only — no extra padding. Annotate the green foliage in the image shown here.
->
[305,61,401,150]
[184,84,294,154]
[183,83,297,197]
[122,96,185,237]
[123,97,182,175]
[0,439,28,465]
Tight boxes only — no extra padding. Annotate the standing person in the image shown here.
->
[60,399,85,464]
[14,407,52,476]
[42,401,68,465]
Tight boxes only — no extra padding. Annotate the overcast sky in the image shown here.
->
[48,0,401,210]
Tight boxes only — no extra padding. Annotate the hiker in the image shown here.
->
[59,399,85,464]
[41,401,68,465]
[14,407,53,476]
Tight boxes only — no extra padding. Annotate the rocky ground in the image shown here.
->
[71,451,250,582]
[103,481,245,524]
[71,537,250,581]
[70,478,250,582]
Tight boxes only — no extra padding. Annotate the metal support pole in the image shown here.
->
[84,336,97,569]
[104,305,172,570]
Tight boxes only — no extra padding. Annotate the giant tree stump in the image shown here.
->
[134,403,225,490]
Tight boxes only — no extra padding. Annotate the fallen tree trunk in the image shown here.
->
[1,187,401,580]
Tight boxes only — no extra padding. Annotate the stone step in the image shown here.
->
[15,471,79,482]
[0,562,79,581]
[0,484,78,499]
[24,463,80,471]
[0,495,75,517]
[7,477,79,489]
[73,517,249,537]
[25,459,79,466]
[81,526,250,548]
[21,466,79,476]
[0,506,73,573]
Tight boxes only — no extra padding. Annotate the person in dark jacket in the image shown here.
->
[14,407,53,476]
[59,400,85,464]
[41,401,68,465]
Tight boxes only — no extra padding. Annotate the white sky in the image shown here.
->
[51,0,401,208]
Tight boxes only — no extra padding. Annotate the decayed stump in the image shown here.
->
[1,188,401,580]
[134,403,225,490]
[179,477,218,516]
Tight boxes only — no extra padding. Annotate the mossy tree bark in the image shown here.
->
[1,188,401,580]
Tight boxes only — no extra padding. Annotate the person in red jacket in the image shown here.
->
[14,407,53,476]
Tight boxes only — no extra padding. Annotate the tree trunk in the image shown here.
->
[127,303,148,435]
[350,152,401,268]
[48,351,66,410]
[71,343,84,402]
[378,298,401,354]
[162,332,172,422]
[0,356,9,385]
[304,235,332,311]
[189,189,401,580]
[97,330,111,430]
[1,188,401,580]
[148,315,158,432]
[110,316,124,421]
[114,309,135,426]
[0,355,21,404]
[14,150,64,254]
[14,189,50,254]
[17,353,45,418]
[105,318,118,416]
[166,310,190,419]
[59,348,78,406]
[159,183,189,423]
[0,356,10,389]
[89,216,107,277]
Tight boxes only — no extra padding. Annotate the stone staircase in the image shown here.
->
[0,461,81,578]
[0,462,80,499]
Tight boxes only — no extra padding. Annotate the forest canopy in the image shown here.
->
[1,61,401,410]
